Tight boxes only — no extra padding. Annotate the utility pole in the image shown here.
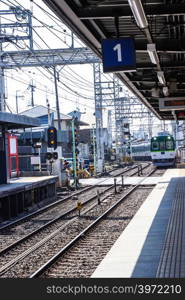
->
[16,91,19,114]
[53,66,61,131]
[72,118,78,188]
[46,88,51,126]
[15,90,24,114]
[148,110,153,139]
[92,124,97,176]
[0,68,5,112]
[53,66,63,161]
[29,79,36,107]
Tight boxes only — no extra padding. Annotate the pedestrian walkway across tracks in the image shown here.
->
[91,169,185,278]
[73,177,160,186]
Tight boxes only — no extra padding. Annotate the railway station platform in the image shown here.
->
[91,169,185,278]
[0,175,58,223]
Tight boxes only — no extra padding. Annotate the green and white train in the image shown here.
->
[131,142,151,161]
[150,132,176,167]
[130,132,177,167]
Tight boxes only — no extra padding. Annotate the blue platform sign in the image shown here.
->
[101,38,136,73]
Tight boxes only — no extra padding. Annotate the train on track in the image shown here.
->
[131,142,151,161]
[130,132,177,167]
[150,132,177,167]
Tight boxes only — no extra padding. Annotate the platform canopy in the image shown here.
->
[44,0,185,121]
[0,112,41,129]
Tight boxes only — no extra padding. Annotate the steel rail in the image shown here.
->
[0,163,150,256]
[30,168,156,278]
[0,167,155,276]
[0,163,150,232]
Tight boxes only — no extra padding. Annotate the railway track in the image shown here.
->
[0,163,148,233]
[0,163,151,246]
[0,166,159,278]
[35,186,151,278]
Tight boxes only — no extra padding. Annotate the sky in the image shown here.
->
[1,0,97,125]
[0,0,170,136]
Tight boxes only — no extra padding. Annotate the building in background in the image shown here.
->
[17,105,88,172]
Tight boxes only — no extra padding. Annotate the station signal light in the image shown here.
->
[46,152,52,160]
[46,152,58,160]
[47,126,57,149]
[53,152,58,160]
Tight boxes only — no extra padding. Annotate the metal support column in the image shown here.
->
[72,118,78,188]
[0,17,5,112]
[93,63,104,173]
[92,124,97,176]
[0,126,7,184]
[53,66,61,131]
[113,75,123,160]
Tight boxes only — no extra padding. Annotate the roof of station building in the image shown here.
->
[0,111,40,129]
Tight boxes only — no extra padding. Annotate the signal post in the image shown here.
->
[72,118,80,189]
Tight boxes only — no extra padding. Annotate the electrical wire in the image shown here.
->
[5,72,96,110]
[3,0,99,83]
[1,0,100,87]
[1,0,111,112]
[23,35,95,98]
[32,0,66,25]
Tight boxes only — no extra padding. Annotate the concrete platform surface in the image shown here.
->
[91,168,185,278]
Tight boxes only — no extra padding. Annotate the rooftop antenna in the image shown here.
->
[75,94,80,111]
[28,79,36,107]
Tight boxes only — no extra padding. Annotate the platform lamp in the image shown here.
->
[147,44,159,65]
[163,86,169,97]
[157,71,166,86]
[128,0,148,29]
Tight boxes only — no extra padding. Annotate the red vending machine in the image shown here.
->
[7,134,19,178]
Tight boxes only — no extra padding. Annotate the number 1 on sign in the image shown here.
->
[113,43,122,62]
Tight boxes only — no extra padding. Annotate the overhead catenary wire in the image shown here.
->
[2,0,111,84]
[2,31,95,105]
[1,0,159,136]
[0,16,94,89]
[5,72,96,110]
[1,0,111,115]
[22,28,96,98]
[1,0,109,81]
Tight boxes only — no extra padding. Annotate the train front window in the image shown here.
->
[151,141,159,150]
[159,141,165,151]
[166,140,174,150]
